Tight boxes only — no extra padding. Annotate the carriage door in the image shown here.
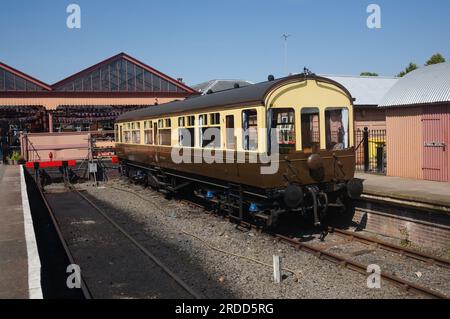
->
[422,108,448,182]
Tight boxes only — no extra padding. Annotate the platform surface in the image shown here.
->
[356,173,450,208]
[0,165,29,298]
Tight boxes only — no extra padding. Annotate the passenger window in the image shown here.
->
[144,121,153,145]
[210,113,220,125]
[187,116,195,126]
[325,107,349,150]
[242,109,258,151]
[178,116,195,147]
[158,119,171,146]
[301,108,320,153]
[124,130,131,143]
[199,113,220,148]
[132,122,141,144]
[271,108,295,152]
[225,115,235,149]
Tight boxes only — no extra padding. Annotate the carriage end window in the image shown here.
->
[242,109,258,151]
[301,108,320,153]
[325,107,349,150]
[271,108,295,153]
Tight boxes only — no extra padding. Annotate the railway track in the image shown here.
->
[65,185,202,299]
[107,180,450,299]
[36,183,93,299]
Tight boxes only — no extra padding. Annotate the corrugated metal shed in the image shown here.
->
[379,62,450,107]
[320,74,398,106]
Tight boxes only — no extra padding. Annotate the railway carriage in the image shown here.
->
[115,74,363,227]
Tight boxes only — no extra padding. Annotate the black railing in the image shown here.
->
[355,127,386,174]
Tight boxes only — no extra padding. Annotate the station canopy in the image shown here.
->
[52,105,149,124]
[0,105,45,123]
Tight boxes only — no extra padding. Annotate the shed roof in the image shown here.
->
[117,74,352,122]
[191,79,253,94]
[379,62,450,107]
[320,74,398,106]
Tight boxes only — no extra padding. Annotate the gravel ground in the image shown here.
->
[63,178,439,299]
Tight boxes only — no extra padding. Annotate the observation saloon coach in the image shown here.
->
[115,73,363,228]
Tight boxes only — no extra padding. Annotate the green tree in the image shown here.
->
[397,62,418,77]
[425,53,446,66]
[360,72,379,76]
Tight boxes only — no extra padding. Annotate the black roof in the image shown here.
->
[116,74,352,122]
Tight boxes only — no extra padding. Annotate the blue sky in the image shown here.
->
[0,0,449,86]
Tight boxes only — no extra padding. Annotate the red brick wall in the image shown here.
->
[353,206,450,250]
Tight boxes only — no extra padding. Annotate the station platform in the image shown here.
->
[0,165,42,299]
[356,173,450,209]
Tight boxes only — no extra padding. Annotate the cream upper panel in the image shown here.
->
[266,79,352,109]
[265,79,354,150]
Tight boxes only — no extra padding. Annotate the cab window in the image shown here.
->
[301,108,320,153]
[271,108,295,152]
[325,107,349,150]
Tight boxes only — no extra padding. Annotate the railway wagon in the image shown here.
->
[115,73,363,227]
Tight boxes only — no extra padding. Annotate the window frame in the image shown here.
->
[300,107,321,153]
[242,109,258,151]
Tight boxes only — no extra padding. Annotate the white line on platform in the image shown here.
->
[20,166,43,299]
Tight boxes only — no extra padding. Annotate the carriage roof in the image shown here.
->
[116,74,352,122]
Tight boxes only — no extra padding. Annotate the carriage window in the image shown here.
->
[158,129,171,146]
[178,116,195,147]
[242,109,258,151]
[114,124,118,142]
[225,115,235,149]
[301,108,320,153]
[325,107,349,150]
[271,108,295,152]
[123,124,131,143]
[119,125,123,143]
[156,119,170,145]
[187,116,195,126]
[131,122,141,144]
[210,113,220,125]
[199,114,208,126]
[199,113,220,148]
[144,121,153,145]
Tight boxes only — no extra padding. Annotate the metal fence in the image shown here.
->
[355,127,387,174]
